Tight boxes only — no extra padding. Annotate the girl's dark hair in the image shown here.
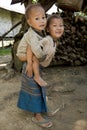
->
[46,14,63,29]
[25,3,44,20]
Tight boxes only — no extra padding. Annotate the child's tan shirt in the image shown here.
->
[16,27,56,67]
[16,27,45,59]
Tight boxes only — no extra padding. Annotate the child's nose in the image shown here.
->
[41,19,45,22]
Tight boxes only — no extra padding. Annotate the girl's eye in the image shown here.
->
[53,25,57,27]
[60,25,64,27]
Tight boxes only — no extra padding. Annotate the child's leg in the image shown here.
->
[33,55,47,86]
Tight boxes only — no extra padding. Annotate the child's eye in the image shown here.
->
[42,16,46,19]
[35,18,39,20]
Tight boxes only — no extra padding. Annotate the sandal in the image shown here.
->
[31,117,53,128]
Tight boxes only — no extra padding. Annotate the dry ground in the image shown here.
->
[0,55,87,130]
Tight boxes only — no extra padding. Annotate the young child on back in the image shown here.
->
[17,3,47,87]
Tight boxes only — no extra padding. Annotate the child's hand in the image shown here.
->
[38,54,47,62]
[26,63,33,78]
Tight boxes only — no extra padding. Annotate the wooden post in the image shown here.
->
[2,40,4,48]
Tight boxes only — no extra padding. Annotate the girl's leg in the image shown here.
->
[32,55,47,86]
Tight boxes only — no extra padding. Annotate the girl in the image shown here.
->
[17,3,64,128]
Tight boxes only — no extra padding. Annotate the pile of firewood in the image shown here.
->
[52,11,87,66]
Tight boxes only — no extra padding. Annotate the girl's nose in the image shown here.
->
[57,26,64,30]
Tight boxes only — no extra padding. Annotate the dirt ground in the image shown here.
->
[0,55,87,130]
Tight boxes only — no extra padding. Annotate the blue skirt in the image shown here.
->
[17,63,47,113]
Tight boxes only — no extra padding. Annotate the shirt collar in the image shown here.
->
[31,27,46,37]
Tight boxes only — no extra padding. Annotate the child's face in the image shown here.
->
[27,7,47,31]
[47,18,64,39]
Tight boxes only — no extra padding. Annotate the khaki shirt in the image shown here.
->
[17,27,56,67]
[17,27,45,59]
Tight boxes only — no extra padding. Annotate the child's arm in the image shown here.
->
[26,45,33,77]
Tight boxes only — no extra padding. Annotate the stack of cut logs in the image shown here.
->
[51,11,87,66]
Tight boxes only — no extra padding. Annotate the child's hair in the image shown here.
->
[46,14,63,29]
[25,3,44,20]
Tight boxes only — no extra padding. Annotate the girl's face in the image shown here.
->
[47,18,64,39]
[27,7,47,32]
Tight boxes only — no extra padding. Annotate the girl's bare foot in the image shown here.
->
[32,113,53,128]
[34,76,48,86]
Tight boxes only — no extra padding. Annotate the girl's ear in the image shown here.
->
[46,28,49,33]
